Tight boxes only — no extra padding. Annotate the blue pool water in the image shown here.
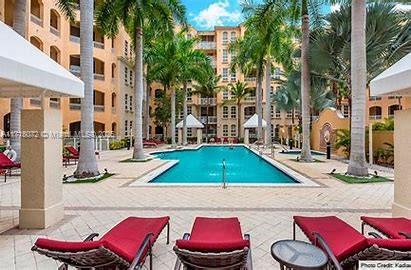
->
[150,146,298,184]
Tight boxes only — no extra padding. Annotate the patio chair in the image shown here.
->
[233,138,239,144]
[174,217,252,270]
[32,216,170,270]
[293,216,411,270]
[216,137,222,144]
[143,140,158,148]
[0,152,21,182]
[361,216,411,239]
[65,145,100,159]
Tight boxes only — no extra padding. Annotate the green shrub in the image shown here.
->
[109,140,126,150]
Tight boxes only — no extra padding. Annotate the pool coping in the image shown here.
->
[128,144,320,187]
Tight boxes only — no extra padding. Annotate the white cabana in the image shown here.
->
[176,114,204,145]
[0,21,84,229]
[370,52,411,218]
[243,114,266,144]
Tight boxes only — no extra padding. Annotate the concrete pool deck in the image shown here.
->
[0,146,395,269]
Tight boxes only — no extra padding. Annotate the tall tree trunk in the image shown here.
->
[264,60,271,146]
[206,104,209,142]
[74,0,99,177]
[145,85,151,139]
[300,1,313,162]
[347,0,368,176]
[182,82,188,145]
[256,69,263,142]
[142,68,149,139]
[132,26,145,159]
[10,0,27,162]
[237,101,241,140]
[171,87,176,146]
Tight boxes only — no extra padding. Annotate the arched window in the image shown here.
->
[111,63,117,78]
[30,0,43,25]
[230,31,236,42]
[111,93,117,108]
[223,106,228,119]
[388,104,401,118]
[222,31,228,44]
[50,46,60,63]
[30,36,43,51]
[369,106,382,120]
[49,9,60,35]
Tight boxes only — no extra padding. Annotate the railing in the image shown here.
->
[94,73,105,81]
[200,98,216,105]
[94,105,105,112]
[93,41,104,49]
[369,96,382,101]
[49,100,60,108]
[244,96,256,102]
[63,135,119,152]
[70,35,80,43]
[222,159,227,189]
[50,26,60,36]
[69,103,81,110]
[369,115,382,120]
[200,116,217,124]
[388,114,395,119]
[30,15,43,26]
[198,41,216,50]
[245,77,256,82]
[30,98,41,107]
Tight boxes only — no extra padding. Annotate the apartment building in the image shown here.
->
[0,0,134,139]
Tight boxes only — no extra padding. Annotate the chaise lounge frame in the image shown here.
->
[361,218,411,239]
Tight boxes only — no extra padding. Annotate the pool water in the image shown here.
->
[151,146,298,184]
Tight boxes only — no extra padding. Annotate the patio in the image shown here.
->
[0,147,395,269]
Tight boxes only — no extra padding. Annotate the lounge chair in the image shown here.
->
[233,138,239,144]
[32,216,170,270]
[293,216,411,270]
[143,140,158,148]
[65,145,100,159]
[223,137,229,144]
[174,217,252,270]
[0,152,21,182]
[216,137,222,144]
[361,216,411,239]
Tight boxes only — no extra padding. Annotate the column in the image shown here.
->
[197,129,202,144]
[244,129,249,145]
[178,128,182,145]
[19,108,64,228]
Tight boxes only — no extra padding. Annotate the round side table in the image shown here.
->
[271,240,328,270]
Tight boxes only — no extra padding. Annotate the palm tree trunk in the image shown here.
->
[347,0,368,176]
[74,0,99,177]
[300,1,313,162]
[9,0,27,162]
[171,87,176,146]
[256,69,263,142]
[145,84,151,139]
[264,60,271,146]
[206,104,209,142]
[182,82,188,145]
[132,26,145,160]
[142,68,149,139]
[237,101,241,139]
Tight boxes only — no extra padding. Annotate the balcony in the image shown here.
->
[70,35,80,43]
[94,105,105,112]
[93,41,104,49]
[369,115,382,120]
[200,116,217,124]
[244,96,256,102]
[30,15,43,26]
[49,99,60,109]
[200,98,216,106]
[198,41,216,50]
[50,26,60,37]
[70,103,81,110]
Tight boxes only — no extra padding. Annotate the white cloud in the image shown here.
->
[193,1,242,29]
[330,4,341,12]
[395,4,411,12]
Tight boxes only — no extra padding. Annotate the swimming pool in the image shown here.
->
[148,145,300,184]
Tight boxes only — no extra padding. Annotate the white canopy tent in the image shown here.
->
[243,114,266,144]
[176,114,204,144]
[0,21,84,229]
[370,52,411,217]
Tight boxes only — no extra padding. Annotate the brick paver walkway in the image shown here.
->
[0,147,394,269]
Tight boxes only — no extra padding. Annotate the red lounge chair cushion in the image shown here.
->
[294,216,368,261]
[0,153,20,168]
[176,217,250,252]
[34,216,169,263]
[368,238,411,251]
[65,146,79,156]
[361,216,411,239]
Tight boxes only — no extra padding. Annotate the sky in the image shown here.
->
[182,0,411,30]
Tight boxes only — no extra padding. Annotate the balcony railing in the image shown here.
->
[244,96,256,102]
[94,73,105,81]
[245,77,256,82]
[93,41,104,49]
[200,116,217,124]
[70,35,80,43]
[369,115,382,120]
[94,105,105,112]
[49,100,60,108]
[30,15,43,26]
[198,41,216,50]
[30,98,41,107]
[50,26,60,36]
[70,103,81,110]
[200,98,216,105]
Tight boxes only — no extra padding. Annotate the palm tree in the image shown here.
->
[192,73,223,142]
[225,81,252,139]
[97,0,186,156]
[9,0,27,162]
[57,0,99,177]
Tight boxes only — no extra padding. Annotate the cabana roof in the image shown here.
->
[176,114,204,128]
[244,114,267,128]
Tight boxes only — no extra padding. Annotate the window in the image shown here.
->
[230,32,236,42]
[222,49,228,62]
[187,88,192,101]
[230,106,236,119]
[125,94,128,111]
[223,124,229,137]
[231,51,236,62]
[222,32,228,44]
[124,67,128,85]
[223,106,229,119]
[230,124,236,137]
[111,63,116,78]
[231,71,236,82]
[222,68,228,81]
[111,38,115,49]
[287,110,293,118]
[187,33,192,39]
[129,70,133,86]
[272,67,281,80]
[369,96,382,101]
[222,89,229,100]
[275,107,281,118]
[124,40,128,57]
[129,95,133,111]
[129,121,133,133]
[187,106,192,115]
[342,105,349,118]
[271,106,274,118]
[187,128,192,137]
[125,120,128,136]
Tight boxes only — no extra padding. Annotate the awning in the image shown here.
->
[243,114,267,128]
[370,53,411,96]
[0,21,84,98]
[176,114,204,128]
